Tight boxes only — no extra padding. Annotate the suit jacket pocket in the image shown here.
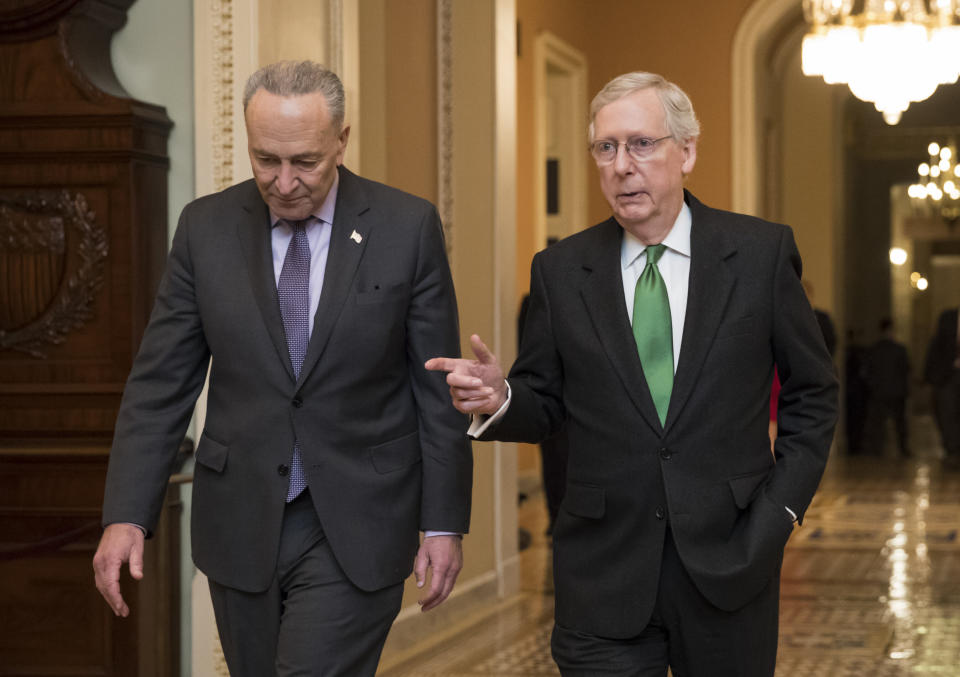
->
[562,483,605,519]
[728,467,771,509]
[369,430,421,473]
[355,283,411,305]
[195,432,228,473]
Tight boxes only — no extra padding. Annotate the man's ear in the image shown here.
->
[680,137,697,176]
[336,125,351,166]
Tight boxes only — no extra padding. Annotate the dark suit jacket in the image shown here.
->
[481,191,837,637]
[102,167,472,593]
[924,308,959,386]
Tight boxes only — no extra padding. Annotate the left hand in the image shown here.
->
[414,534,463,612]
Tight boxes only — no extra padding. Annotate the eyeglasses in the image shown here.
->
[589,135,673,165]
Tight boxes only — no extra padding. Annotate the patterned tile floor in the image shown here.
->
[379,416,960,676]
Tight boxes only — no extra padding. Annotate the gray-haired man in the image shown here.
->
[94,61,472,676]
[428,71,837,676]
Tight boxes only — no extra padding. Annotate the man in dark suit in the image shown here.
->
[924,306,960,467]
[427,72,837,676]
[93,61,472,676]
[864,318,910,457]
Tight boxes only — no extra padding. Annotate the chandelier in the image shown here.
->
[907,141,960,224]
[801,0,960,125]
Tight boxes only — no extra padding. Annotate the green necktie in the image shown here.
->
[632,244,673,426]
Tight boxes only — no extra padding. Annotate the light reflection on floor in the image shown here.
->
[379,416,960,676]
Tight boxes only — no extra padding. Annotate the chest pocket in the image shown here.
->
[355,283,411,306]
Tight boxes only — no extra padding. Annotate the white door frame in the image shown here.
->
[534,31,587,246]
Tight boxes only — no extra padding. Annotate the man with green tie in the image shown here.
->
[426,71,838,676]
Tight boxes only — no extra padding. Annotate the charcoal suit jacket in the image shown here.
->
[482,191,837,637]
[102,166,473,593]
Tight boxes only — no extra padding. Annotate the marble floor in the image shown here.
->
[378,416,960,676]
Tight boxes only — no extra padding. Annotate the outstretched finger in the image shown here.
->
[425,356,466,373]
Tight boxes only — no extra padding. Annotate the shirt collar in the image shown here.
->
[621,201,692,270]
[270,171,340,228]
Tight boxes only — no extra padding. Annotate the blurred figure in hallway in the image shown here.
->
[924,306,960,468]
[803,279,837,358]
[844,329,869,455]
[864,318,910,457]
[518,237,568,537]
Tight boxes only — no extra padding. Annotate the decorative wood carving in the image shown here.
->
[0,0,171,440]
[0,190,109,358]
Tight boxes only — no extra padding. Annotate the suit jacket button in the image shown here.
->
[655,507,665,520]
[277,464,289,476]
[658,447,671,460]
[291,398,303,408]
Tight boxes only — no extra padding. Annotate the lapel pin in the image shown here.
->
[350,230,363,244]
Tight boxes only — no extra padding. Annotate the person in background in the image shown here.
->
[864,318,910,457]
[802,279,837,358]
[518,237,568,537]
[924,306,960,468]
[844,329,869,455]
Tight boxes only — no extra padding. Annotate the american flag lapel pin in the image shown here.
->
[350,229,363,244]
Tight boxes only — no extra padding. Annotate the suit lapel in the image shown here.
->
[235,181,297,381]
[664,192,736,432]
[579,219,665,434]
[297,167,369,387]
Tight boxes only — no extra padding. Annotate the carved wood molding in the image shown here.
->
[437,0,453,254]
[0,190,108,359]
[211,0,235,192]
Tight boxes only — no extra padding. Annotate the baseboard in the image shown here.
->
[379,556,522,671]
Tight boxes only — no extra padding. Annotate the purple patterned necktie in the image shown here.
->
[278,219,310,502]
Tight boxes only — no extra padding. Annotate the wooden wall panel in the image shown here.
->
[0,1,181,675]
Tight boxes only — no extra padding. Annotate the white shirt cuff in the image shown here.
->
[424,531,461,538]
[467,381,512,438]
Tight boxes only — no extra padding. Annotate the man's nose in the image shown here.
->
[275,163,299,194]
[612,143,634,174]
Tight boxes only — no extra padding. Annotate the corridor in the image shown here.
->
[379,416,960,676]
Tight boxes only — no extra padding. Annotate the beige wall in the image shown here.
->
[358,6,520,658]
[779,43,839,317]
[358,0,438,202]
[359,0,496,599]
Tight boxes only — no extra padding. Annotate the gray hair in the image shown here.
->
[588,72,700,143]
[243,60,345,129]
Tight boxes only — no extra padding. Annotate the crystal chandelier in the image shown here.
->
[907,141,960,224]
[802,0,960,125]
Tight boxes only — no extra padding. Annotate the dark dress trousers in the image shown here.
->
[482,191,838,639]
[864,337,910,456]
[101,166,472,597]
